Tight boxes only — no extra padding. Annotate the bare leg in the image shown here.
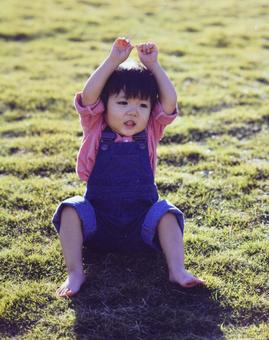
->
[56,206,86,297]
[157,212,204,288]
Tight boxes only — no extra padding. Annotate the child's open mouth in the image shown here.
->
[124,120,136,128]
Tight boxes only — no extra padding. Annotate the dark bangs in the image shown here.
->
[100,64,159,109]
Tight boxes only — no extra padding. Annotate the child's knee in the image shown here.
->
[159,212,177,225]
[61,206,80,224]
[157,212,179,235]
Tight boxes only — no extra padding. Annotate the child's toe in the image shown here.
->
[65,289,75,297]
[56,287,63,295]
[56,286,75,298]
[185,277,205,288]
[56,286,68,297]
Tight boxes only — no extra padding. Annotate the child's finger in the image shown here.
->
[136,42,155,54]
[116,37,132,48]
[142,44,148,54]
[145,42,156,53]
[116,39,127,47]
[147,42,155,48]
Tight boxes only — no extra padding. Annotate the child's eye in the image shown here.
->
[140,103,149,108]
[117,101,128,105]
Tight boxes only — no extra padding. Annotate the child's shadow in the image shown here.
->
[70,250,228,339]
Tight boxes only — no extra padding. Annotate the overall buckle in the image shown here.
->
[100,129,116,151]
[133,131,147,149]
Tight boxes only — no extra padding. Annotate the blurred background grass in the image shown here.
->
[0,0,269,338]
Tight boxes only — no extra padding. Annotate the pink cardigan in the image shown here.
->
[74,92,179,182]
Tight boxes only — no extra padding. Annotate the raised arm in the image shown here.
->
[81,37,134,107]
[136,43,177,115]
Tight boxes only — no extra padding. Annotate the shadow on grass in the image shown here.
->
[69,250,228,339]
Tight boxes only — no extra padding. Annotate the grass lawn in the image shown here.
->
[1,0,269,338]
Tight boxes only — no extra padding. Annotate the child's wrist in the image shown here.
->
[105,56,121,70]
[145,61,160,73]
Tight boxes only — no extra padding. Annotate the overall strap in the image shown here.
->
[100,127,147,150]
[133,130,147,149]
[100,127,116,151]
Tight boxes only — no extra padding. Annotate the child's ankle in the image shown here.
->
[169,264,185,275]
[67,268,85,276]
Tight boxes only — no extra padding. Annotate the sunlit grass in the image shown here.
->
[1,0,269,338]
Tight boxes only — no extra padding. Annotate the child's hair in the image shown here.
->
[100,63,159,110]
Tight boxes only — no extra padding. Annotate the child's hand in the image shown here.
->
[108,37,134,65]
[136,42,158,70]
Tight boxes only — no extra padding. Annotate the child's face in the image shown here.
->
[105,90,151,136]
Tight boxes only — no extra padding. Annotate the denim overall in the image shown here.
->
[84,127,159,252]
[52,128,185,253]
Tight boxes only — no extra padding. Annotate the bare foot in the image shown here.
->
[169,268,205,288]
[56,271,86,298]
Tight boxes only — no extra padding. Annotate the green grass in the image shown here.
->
[1,0,269,338]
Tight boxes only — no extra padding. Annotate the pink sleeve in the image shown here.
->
[74,92,105,135]
[74,92,104,182]
[149,101,180,141]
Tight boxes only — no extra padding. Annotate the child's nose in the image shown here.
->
[127,105,138,116]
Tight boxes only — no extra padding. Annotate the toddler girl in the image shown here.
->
[53,37,204,298]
